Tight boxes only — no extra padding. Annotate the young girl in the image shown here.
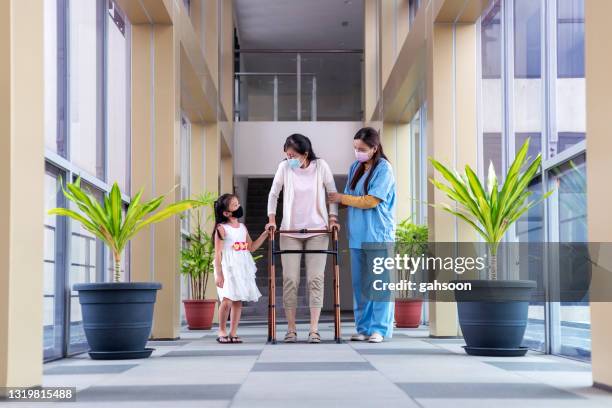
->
[213,193,267,343]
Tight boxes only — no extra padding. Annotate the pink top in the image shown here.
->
[285,161,327,239]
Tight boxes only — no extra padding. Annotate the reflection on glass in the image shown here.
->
[549,154,590,360]
[107,2,130,192]
[69,0,104,178]
[553,0,585,157]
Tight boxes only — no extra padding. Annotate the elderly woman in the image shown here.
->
[266,133,340,343]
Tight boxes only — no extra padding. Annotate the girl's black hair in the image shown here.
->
[283,133,319,161]
[349,127,388,194]
[213,193,237,240]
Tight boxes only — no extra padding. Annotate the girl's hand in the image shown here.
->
[215,272,224,288]
[328,192,343,204]
[264,222,276,233]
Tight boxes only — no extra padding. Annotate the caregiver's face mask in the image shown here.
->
[287,155,306,169]
[355,148,374,163]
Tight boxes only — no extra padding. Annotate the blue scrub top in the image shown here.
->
[344,159,396,249]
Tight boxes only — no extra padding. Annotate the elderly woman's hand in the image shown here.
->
[327,192,343,204]
[329,218,341,232]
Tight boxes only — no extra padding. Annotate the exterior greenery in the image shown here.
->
[429,138,552,280]
[48,178,197,282]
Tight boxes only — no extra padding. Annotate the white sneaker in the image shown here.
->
[368,333,384,343]
[350,333,369,341]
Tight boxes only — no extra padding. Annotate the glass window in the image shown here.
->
[44,0,59,154]
[514,0,541,78]
[69,0,104,178]
[557,0,584,78]
[43,165,66,360]
[483,133,503,181]
[106,0,130,192]
[547,155,589,360]
[552,0,585,157]
[480,1,503,178]
[513,1,542,160]
[479,0,588,361]
[481,0,502,79]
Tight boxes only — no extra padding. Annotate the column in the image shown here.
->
[0,0,45,388]
[426,22,479,337]
[130,22,182,340]
[585,0,612,391]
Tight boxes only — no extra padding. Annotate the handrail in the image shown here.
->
[235,72,316,76]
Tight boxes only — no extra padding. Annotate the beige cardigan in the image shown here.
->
[267,159,339,230]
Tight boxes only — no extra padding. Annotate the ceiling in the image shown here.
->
[233,0,364,50]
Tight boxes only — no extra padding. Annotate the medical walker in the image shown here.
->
[267,226,342,344]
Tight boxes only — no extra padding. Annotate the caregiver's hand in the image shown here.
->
[327,192,343,204]
[265,222,277,233]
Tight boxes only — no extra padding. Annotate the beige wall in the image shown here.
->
[585,0,612,391]
[0,0,44,388]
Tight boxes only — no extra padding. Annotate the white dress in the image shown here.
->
[216,223,262,302]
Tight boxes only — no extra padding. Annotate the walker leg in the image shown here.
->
[332,228,341,343]
[269,232,277,344]
[270,263,276,344]
[268,232,276,344]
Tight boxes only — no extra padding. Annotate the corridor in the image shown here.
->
[39,322,611,408]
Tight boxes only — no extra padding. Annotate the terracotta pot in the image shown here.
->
[394,298,423,328]
[183,299,216,330]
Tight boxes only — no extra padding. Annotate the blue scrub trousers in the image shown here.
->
[350,248,394,338]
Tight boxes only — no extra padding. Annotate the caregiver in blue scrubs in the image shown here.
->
[328,127,396,343]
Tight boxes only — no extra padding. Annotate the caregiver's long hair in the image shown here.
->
[349,127,388,195]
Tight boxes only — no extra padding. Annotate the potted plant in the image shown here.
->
[49,178,197,359]
[429,138,552,356]
[181,192,217,330]
[394,219,428,328]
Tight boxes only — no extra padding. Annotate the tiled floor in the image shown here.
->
[31,323,612,407]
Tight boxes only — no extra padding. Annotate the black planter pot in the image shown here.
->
[455,280,536,357]
[73,282,162,360]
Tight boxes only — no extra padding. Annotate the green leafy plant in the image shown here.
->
[48,178,197,282]
[395,219,429,298]
[429,138,552,280]
[180,192,217,300]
